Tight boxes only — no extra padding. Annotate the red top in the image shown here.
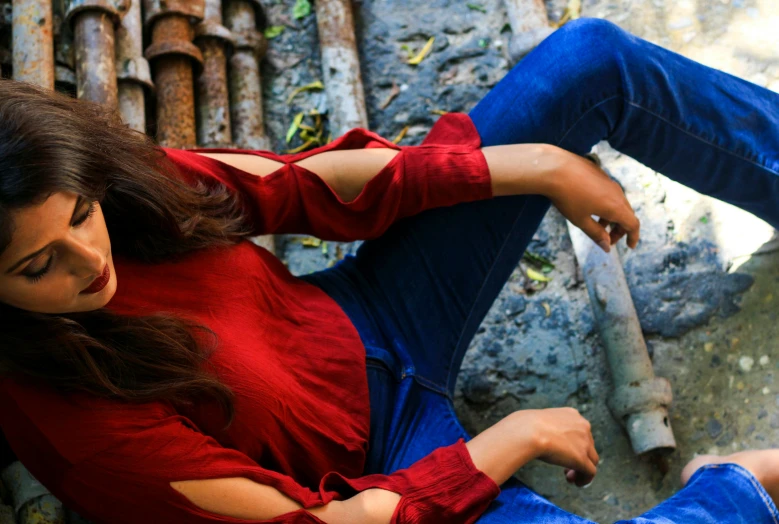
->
[0,114,500,523]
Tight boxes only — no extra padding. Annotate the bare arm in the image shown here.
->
[170,408,597,523]
[195,143,639,250]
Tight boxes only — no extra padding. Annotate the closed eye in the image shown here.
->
[22,201,97,283]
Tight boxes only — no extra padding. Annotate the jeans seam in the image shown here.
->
[445,197,533,394]
[412,374,451,397]
[556,93,623,147]
[625,100,779,176]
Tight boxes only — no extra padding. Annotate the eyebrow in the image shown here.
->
[5,196,85,275]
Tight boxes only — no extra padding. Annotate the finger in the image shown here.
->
[612,203,640,248]
[609,224,626,245]
[565,469,577,483]
[579,217,611,253]
[588,444,600,467]
[574,470,595,487]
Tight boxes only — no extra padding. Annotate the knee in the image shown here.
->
[552,17,631,53]
[530,18,632,86]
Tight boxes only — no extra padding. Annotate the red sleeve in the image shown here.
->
[1,378,499,524]
[163,113,492,241]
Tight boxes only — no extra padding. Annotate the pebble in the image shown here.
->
[760,355,770,366]
[739,356,754,372]
[763,387,771,395]
[668,17,693,30]
[706,418,723,438]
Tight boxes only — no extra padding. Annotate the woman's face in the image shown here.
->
[0,191,116,313]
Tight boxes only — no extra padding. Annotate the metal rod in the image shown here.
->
[12,0,55,88]
[224,0,269,150]
[567,223,677,455]
[195,0,233,147]
[1,461,65,524]
[314,0,368,135]
[67,0,125,108]
[53,0,76,95]
[116,0,152,132]
[143,0,205,148]
[502,0,554,63]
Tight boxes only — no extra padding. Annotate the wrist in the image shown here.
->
[508,410,547,460]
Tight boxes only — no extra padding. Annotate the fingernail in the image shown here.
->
[598,240,610,253]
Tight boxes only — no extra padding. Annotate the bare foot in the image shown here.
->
[681,450,779,504]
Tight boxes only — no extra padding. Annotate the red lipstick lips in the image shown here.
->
[80,264,110,294]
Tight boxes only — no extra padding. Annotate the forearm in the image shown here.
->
[303,144,558,203]
[482,144,559,198]
[308,489,400,524]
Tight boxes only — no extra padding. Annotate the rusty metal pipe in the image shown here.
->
[12,0,55,88]
[116,0,152,132]
[143,0,205,148]
[70,8,118,107]
[1,461,65,524]
[224,0,269,150]
[195,0,233,147]
[567,222,677,455]
[53,0,76,95]
[314,0,368,135]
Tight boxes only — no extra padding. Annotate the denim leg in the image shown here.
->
[614,464,779,524]
[302,17,779,398]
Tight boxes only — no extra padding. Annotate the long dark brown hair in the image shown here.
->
[0,79,256,427]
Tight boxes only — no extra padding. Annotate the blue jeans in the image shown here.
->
[300,18,779,523]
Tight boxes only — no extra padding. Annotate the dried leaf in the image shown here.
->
[299,236,321,247]
[286,80,324,105]
[466,3,487,13]
[407,36,435,65]
[379,81,401,110]
[430,109,448,115]
[392,126,410,144]
[292,0,311,19]
[542,302,552,317]
[321,241,329,255]
[284,138,317,154]
[264,25,285,39]
[286,111,305,143]
[526,268,552,282]
[555,0,581,27]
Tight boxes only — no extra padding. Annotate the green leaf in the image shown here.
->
[467,3,487,13]
[293,0,311,19]
[523,251,555,270]
[264,25,285,39]
[699,216,709,224]
[286,111,305,143]
[478,38,489,48]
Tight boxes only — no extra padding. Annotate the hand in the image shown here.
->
[518,407,599,487]
[542,145,640,252]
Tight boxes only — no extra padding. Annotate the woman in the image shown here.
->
[0,17,777,524]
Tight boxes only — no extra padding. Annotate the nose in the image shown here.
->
[66,237,106,279]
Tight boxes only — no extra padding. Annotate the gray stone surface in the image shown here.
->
[266,0,778,522]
